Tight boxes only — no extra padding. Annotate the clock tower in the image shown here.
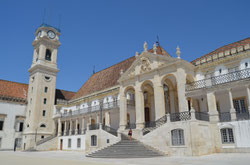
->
[22,24,61,150]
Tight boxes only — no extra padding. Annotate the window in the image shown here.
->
[233,98,247,113]
[219,69,222,74]
[45,49,51,61]
[27,124,29,128]
[42,110,46,117]
[41,136,44,139]
[30,98,32,104]
[221,128,234,144]
[31,87,33,93]
[68,139,71,148]
[44,98,47,104]
[0,138,2,148]
[40,124,46,128]
[44,87,48,93]
[171,129,185,146]
[91,135,97,146]
[77,138,81,148]
[45,76,50,80]
[245,62,248,68]
[0,121,4,131]
[19,122,23,132]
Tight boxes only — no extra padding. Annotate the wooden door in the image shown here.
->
[60,139,63,150]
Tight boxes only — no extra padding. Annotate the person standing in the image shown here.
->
[128,128,132,140]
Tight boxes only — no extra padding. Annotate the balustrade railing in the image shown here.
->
[219,112,232,122]
[195,111,210,121]
[60,100,130,118]
[186,68,250,91]
[236,111,250,120]
[125,123,136,129]
[102,125,118,136]
[89,124,99,130]
[170,111,191,122]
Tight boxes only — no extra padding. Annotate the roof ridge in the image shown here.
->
[93,56,135,75]
[56,88,76,93]
[192,37,250,63]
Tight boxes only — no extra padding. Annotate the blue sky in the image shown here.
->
[0,0,249,92]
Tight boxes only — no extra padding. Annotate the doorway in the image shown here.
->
[60,139,63,150]
[145,107,150,122]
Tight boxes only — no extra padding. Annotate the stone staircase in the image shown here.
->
[87,134,165,158]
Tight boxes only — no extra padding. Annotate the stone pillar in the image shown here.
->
[96,114,100,125]
[75,119,78,135]
[246,86,250,111]
[228,89,236,120]
[119,89,127,130]
[64,121,67,136]
[81,118,85,134]
[135,82,145,129]
[176,68,188,112]
[105,112,111,127]
[207,92,219,122]
[169,90,176,113]
[69,120,72,135]
[153,75,165,120]
[57,118,62,136]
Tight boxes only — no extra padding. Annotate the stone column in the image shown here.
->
[57,118,62,136]
[81,118,85,134]
[64,121,67,136]
[105,112,111,127]
[246,86,250,111]
[228,89,236,120]
[169,90,176,113]
[176,68,188,112]
[119,89,127,130]
[75,118,78,135]
[135,82,145,129]
[69,120,72,135]
[153,75,165,120]
[207,92,219,122]
[96,114,100,125]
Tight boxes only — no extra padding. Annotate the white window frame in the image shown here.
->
[171,129,185,146]
[220,128,234,144]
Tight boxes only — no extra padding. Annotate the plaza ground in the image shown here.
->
[0,151,250,165]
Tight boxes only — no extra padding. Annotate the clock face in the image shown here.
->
[47,30,56,39]
[37,31,41,38]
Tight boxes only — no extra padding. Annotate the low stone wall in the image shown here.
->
[85,128,120,154]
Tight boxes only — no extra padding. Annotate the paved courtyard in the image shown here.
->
[0,151,250,165]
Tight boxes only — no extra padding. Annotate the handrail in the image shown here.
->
[186,68,250,91]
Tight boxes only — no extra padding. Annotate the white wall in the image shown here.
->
[0,101,26,150]
[58,135,86,151]
[218,120,250,148]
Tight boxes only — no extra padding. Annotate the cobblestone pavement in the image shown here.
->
[1,151,250,165]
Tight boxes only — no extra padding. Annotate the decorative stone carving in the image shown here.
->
[144,41,148,52]
[140,57,151,73]
[153,43,157,54]
[176,45,181,59]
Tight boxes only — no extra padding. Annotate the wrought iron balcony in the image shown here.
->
[195,111,210,121]
[89,124,99,130]
[186,68,250,91]
[170,111,191,122]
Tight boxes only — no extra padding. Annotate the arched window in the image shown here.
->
[171,129,185,146]
[40,124,46,128]
[220,128,234,144]
[45,49,52,61]
[91,135,97,146]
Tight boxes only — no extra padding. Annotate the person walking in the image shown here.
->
[128,128,132,140]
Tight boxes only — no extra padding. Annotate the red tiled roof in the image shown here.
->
[55,89,75,101]
[0,79,28,100]
[71,56,136,100]
[0,79,75,103]
[191,37,250,64]
[71,46,170,100]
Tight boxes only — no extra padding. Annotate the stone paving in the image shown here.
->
[0,151,250,165]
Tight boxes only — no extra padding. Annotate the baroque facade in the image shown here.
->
[0,24,250,156]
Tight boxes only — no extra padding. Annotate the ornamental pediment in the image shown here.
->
[119,52,177,82]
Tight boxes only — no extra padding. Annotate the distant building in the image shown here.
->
[1,24,250,156]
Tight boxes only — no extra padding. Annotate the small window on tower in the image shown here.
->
[44,87,48,93]
[45,49,52,61]
[40,124,46,128]
[43,98,47,104]
[245,62,248,68]
[42,110,46,117]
